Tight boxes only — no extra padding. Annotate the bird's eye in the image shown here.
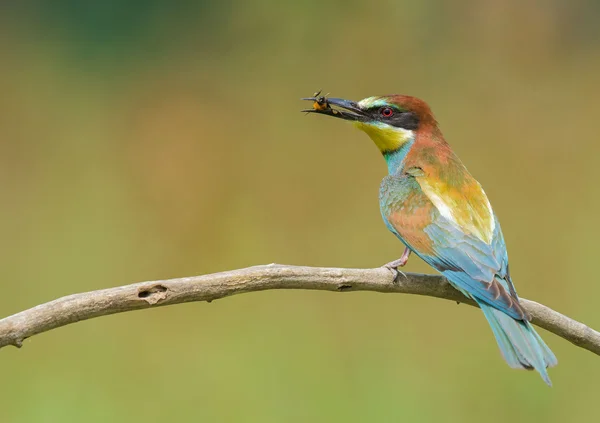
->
[380,107,394,118]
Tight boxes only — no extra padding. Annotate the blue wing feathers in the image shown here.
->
[419,214,528,318]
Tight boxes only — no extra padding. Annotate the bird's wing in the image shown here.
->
[416,172,496,245]
[423,212,528,319]
[393,171,526,320]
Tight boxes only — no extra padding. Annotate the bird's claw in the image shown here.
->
[383,263,407,284]
[382,248,411,283]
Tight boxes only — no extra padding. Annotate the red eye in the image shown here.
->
[381,107,394,117]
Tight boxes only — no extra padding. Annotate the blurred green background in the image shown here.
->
[1,1,599,421]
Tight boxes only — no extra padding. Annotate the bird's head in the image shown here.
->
[303,94,437,154]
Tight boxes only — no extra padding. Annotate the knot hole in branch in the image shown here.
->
[138,284,168,304]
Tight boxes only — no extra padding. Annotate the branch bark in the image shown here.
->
[0,264,598,356]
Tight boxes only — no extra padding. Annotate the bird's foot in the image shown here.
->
[383,264,407,284]
[384,258,409,268]
[382,248,411,283]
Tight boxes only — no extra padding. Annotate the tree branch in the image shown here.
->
[0,264,598,355]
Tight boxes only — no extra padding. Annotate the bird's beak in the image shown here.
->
[301,96,367,122]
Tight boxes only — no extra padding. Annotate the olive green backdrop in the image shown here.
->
[1,1,599,422]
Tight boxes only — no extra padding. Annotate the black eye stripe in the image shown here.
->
[367,108,419,130]
[391,112,419,130]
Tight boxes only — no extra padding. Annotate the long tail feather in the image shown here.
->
[477,300,557,386]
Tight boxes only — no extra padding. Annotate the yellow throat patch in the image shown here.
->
[353,121,414,152]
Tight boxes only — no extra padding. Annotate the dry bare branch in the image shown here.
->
[0,264,598,356]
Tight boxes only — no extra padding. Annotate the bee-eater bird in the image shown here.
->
[303,94,557,385]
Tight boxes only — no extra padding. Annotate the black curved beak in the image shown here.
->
[301,96,367,122]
